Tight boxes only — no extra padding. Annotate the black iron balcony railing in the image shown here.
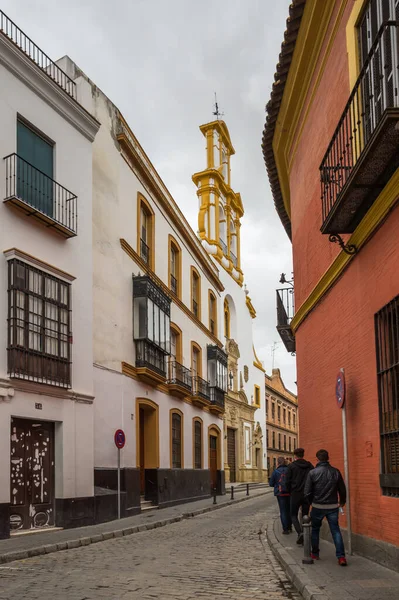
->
[168,360,192,392]
[193,375,210,401]
[193,299,199,318]
[210,387,225,410]
[220,239,228,255]
[320,21,399,234]
[4,154,77,237]
[140,238,150,265]
[0,10,76,100]
[170,274,178,295]
[276,288,295,354]
[230,251,238,268]
[135,339,166,377]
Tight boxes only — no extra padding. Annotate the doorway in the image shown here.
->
[227,428,236,483]
[209,435,218,491]
[10,418,55,531]
[136,399,159,496]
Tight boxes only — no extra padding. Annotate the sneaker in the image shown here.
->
[282,530,290,535]
[296,533,304,545]
[338,557,347,567]
[310,553,320,560]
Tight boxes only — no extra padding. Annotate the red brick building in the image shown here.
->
[263,0,399,568]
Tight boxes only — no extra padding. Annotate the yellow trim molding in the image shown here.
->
[191,341,203,378]
[190,266,201,320]
[137,193,155,271]
[246,295,256,319]
[135,398,160,469]
[253,345,265,372]
[170,408,184,469]
[168,234,182,299]
[208,289,218,336]
[170,322,183,363]
[120,238,223,347]
[192,417,204,469]
[254,385,261,408]
[292,168,399,332]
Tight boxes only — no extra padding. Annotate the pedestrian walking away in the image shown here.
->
[269,456,292,534]
[304,449,347,566]
[286,447,313,545]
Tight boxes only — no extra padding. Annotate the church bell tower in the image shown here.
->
[192,119,244,286]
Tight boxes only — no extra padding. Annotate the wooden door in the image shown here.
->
[227,428,236,483]
[10,418,54,531]
[209,435,218,491]
[139,408,145,494]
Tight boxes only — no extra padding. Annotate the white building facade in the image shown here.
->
[0,14,99,539]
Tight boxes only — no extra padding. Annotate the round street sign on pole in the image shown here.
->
[336,369,346,409]
[114,429,126,449]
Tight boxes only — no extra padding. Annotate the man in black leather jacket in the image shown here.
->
[304,449,347,566]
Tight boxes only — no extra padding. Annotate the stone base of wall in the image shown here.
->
[144,468,214,507]
[320,521,399,572]
[237,468,268,483]
[0,503,10,539]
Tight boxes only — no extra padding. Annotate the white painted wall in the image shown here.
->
[88,86,224,471]
[0,46,97,506]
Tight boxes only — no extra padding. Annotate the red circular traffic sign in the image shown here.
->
[114,429,126,449]
[336,370,345,409]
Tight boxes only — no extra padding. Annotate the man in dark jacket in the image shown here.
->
[286,448,313,545]
[269,457,292,534]
[304,449,347,566]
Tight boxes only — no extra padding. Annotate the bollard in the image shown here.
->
[246,483,249,496]
[213,488,217,504]
[302,515,314,564]
[231,485,234,500]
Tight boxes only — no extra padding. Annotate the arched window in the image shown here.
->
[209,291,217,335]
[191,267,201,319]
[169,235,181,298]
[218,205,227,254]
[229,220,237,266]
[137,194,154,269]
[224,299,230,338]
[193,418,203,469]
[170,409,183,469]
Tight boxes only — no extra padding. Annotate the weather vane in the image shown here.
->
[213,92,224,120]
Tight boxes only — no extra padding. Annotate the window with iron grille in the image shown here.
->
[272,431,275,448]
[278,433,281,450]
[7,259,71,387]
[194,420,202,469]
[375,295,399,496]
[172,412,182,469]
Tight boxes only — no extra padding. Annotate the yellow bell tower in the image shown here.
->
[192,120,244,286]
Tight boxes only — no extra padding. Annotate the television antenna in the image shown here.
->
[213,92,224,120]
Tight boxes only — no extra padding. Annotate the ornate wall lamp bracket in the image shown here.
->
[328,234,357,255]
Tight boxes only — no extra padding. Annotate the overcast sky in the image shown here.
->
[2,0,296,391]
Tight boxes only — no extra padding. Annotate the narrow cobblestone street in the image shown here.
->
[0,495,300,599]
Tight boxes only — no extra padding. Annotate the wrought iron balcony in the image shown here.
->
[320,22,399,236]
[220,239,228,255]
[192,375,210,406]
[170,274,178,295]
[209,387,225,413]
[0,10,76,99]
[230,252,238,268]
[140,238,150,265]
[167,360,192,398]
[135,339,166,380]
[4,154,77,237]
[276,288,295,354]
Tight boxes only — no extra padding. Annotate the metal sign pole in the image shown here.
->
[341,403,352,555]
[117,447,121,520]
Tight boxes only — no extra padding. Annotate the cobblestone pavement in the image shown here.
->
[0,495,301,600]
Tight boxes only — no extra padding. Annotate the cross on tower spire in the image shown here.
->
[213,92,224,120]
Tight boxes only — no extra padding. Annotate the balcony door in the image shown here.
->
[358,0,399,143]
[17,120,54,217]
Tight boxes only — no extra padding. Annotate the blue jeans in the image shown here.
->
[277,496,292,532]
[311,507,345,558]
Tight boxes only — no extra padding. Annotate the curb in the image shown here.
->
[0,489,271,566]
[266,517,329,600]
